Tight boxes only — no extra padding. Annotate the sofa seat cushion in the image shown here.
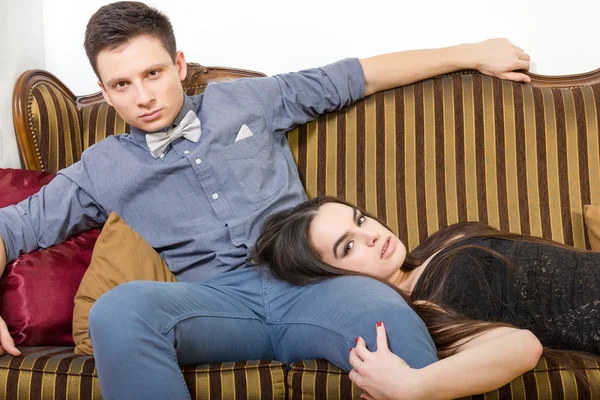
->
[288,360,361,399]
[289,357,600,399]
[0,347,287,400]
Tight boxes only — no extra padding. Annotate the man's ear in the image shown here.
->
[175,51,187,82]
[98,81,113,107]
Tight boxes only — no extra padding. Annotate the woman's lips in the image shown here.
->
[381,236,395,259]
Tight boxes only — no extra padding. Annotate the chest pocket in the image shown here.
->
[220,133,284,203]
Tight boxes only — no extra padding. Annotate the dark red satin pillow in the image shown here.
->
[0,168,100,346]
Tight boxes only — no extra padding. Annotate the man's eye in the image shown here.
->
[358,215,366,226]
[114,82,127,89]
[344,241,354,256]
[148,70,159,77]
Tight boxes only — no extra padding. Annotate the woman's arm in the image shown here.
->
[419,326,543,399]
[349,322,543,400]
[359,38,531,97]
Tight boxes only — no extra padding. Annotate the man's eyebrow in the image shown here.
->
[332,207,357,259]
[105,64,167,87]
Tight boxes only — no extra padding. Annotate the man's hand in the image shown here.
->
[0,235,19,357]
[0,316,20,357]
[348,322,426,400]
[467,38,531,83]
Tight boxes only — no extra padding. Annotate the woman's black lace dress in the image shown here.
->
[412,237,600,354]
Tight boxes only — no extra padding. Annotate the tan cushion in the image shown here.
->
[73,212,177,355]
[584,205,600,251]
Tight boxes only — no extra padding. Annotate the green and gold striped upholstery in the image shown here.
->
[288,75,600,250]
[70,73,600,249]
[22,73,600,252]
[80,102,127,152]
[289,357,600,400]
[12,68,600,398]
[26,81,85,173]
[0,347,286,400]
[2,349,598,400]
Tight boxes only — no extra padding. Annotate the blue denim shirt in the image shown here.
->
[0,58,365,282]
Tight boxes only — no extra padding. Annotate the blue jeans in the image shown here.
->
[88,266,437,399]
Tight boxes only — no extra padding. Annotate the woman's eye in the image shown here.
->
[344,241,354,256]
[357,215,366,226]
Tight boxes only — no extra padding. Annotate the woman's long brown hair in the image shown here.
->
[251,196,600,384]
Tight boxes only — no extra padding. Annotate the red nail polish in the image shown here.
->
[355,337,359,343]
[376,321,383,327]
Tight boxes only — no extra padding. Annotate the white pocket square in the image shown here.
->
[235,124,254,142]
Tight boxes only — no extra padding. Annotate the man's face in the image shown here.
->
[96,35,187,132]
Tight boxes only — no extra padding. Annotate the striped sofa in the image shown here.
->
[6,63,600,399]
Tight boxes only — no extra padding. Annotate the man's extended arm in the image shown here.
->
[236,38,529,137]
[360,38,531,97]
[0,156,106,356]
[0,161,107,265]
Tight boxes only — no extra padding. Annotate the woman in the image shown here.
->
[252,196,600,400]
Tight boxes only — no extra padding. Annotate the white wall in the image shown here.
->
[0,0,45,168]
[2,0,600,167]
[44,0,600,95]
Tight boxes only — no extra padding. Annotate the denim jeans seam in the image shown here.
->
[270,319,357,345]
[260,271,280,355]
[260,270,273,319]
[172,348,193,400]
[160,312,261,336]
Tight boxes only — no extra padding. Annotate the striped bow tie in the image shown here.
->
[145,110,201,158]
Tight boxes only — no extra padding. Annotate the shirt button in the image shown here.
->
[159,154,165,160]
[212,193,219,200]
[195,158,201,164]
[184,150,190,155]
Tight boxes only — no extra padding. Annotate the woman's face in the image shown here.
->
[309,202,407,282]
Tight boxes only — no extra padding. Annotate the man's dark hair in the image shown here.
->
[84,1,177,81]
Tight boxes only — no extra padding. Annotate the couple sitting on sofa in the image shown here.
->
[2,1,596,399]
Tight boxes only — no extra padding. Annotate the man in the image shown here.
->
[0,2,531,398]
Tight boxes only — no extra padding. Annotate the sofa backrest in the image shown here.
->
[13,66,600,250]
[12,63,266,172]
[288,72,600,251]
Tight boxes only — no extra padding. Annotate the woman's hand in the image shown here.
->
[348,322,425,400]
